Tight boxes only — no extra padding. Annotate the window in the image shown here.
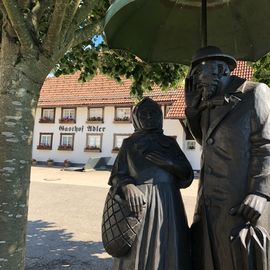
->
[59,108,76,123]
[37,133,53,150]
[164,104,173,118]
[39,108,55,123]
[114,107,131,122]
[186,141,196,150]
[112,134,130,152]
[87,107,104,122]
[58,133,74,151]
[85,134,102,152]
[185,127,196,150]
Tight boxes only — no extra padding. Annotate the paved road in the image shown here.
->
[26,167,198,269]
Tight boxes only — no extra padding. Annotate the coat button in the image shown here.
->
[207,138,214,145]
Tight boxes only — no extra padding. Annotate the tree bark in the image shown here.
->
[0,71,39,269]
[0,23,48,269]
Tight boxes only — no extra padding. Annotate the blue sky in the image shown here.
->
[93,35,103,46]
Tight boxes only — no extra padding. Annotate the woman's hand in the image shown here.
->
[145,151,193,186]
[121,184,146,217]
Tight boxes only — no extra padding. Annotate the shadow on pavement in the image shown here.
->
[26,220,113,270]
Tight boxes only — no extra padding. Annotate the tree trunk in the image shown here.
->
[0,67,46,269]
[0,24,49,267]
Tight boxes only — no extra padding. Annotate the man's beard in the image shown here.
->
[197,83,219,101]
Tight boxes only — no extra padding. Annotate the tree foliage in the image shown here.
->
[0,0,186,101]
[0,1,110,80]
[55,41,187,99]
[251,52,270,86]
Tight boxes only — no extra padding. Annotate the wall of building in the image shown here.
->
[32,105,201,170]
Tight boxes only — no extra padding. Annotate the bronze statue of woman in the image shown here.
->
[108,97,194,270]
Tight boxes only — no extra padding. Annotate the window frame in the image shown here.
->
[112,133,131,152]
[59,107,76,124]
[58,133,75,151]
[85,133,103,152]
[114,106,132,123]
[39,108,55,123]
[37,133,53,150]
[37,132,53,150]
[87,107,104,123]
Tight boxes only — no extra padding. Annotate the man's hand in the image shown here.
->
[236,194,267,224]
[121,184,145,217]
[185,77,203,109]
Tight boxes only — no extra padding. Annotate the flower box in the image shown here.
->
[39,117,54,123]
[84,146,101,152]
[112,147,120,153]
[37,144,51,150]
[59,118,76,124]
[87,117,103,123]
[114,117,130,123]
[58,145,73,151]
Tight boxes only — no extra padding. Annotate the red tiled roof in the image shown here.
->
[38,61,253,120]
[231,61,253,80]
[166,90,185,119]
[167,61,253,119]
[38,73,179,107]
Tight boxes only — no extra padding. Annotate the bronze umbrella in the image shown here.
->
[104,0,270,64]
[230,222,270,270]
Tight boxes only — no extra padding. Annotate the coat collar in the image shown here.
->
[205,76,246,140]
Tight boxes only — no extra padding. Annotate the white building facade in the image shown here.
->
[32,103,201,170]
[32,63,252,171]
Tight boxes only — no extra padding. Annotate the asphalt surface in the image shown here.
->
[26,167,198,270]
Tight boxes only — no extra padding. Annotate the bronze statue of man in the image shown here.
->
[185,46,270,270]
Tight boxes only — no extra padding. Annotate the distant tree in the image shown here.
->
[0,1,185,269]
[251,52,270,86]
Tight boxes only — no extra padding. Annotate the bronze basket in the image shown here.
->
[101,188,144,257]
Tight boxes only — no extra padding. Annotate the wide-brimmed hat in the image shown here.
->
[191,46,237,72]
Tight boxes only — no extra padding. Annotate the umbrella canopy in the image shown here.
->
[104,0,270,65]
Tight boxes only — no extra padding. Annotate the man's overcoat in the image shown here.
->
[186,76,270,270]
